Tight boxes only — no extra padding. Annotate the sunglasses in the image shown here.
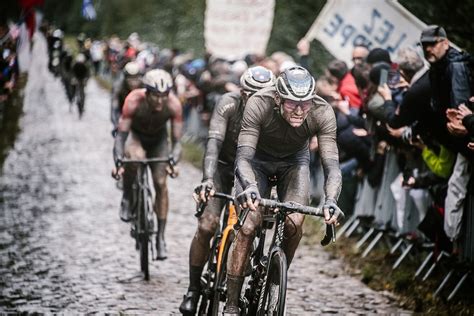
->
[283,100,313,112]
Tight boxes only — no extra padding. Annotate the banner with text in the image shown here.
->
[205,0,275,59]
[305,0,427,65]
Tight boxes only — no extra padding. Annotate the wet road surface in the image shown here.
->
[0,34,410,314]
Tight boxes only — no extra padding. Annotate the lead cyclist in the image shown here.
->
[223,66,343,315]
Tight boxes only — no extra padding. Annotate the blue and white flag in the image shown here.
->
[82,0,97,20]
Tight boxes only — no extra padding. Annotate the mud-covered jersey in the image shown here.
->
[236,86,341,201]
[207,92,244,164]
[238,87,339,160]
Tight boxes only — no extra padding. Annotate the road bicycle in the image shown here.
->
[195,192,237,316]
[234,198,343,315]
[118,157,176,280]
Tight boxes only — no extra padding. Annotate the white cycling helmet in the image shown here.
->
[240,66,275,94]
[275,66,315,102]
[123,61,141,77]
[142,69,173,93]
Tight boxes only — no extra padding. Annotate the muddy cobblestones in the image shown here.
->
[0,36,410,314]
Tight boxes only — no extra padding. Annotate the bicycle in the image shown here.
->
[234,198,344,315]
[194,192,237,316]
[117,157,177,280]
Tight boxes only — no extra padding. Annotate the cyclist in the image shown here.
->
[111,61,143,132]
[223,66,343,315]
[71,53,90,116]
[112,69,183,260]
[179,66,275,315]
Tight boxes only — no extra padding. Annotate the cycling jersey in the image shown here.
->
[236,86,341,202]
[121,88,182,142]
[207,91,244,165]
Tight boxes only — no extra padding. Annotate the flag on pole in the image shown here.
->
[82,0,97,20]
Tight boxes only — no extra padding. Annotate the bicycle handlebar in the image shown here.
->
[194,192,235,218]
[114,157,178,180]
[234,198,343,246]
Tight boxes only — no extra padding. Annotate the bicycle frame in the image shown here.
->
[195,192,236,315]
[236,198,343,315]
[217,202,238,273]
[120,157,173,280]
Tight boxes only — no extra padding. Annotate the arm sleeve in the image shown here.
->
[235,97,263,188]
[235,146,257,189]
[450,62,472,107]
[316,107,342,202]
[170,94,183,162]
[203,95,236,180]
[421,145,455,179]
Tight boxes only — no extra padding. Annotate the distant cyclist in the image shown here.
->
[71,53,90,117]
[111,61,143,132]
[223,66,343,315]
[179,66,275,315]
[112,69,183,260]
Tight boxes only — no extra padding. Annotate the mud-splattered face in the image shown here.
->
[281,99,312,127]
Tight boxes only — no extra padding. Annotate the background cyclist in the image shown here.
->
[112,69,183,260]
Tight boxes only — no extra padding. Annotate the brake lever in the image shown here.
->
[195,201,207,218]
[320,207,336,246]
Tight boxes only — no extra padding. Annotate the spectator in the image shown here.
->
[352,44,369,66]
[326,59,362,113]
[420,25,473,244]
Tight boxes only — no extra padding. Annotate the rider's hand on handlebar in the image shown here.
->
[111,166,125,180]
[166,155,179,178]
[237,184,260,211]
[323,199,343,225]
[193,179,215,203]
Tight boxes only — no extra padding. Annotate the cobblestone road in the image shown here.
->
[0,35,410,315]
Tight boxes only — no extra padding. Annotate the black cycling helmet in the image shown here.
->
[275,66,315,102]
[240,66,275,94]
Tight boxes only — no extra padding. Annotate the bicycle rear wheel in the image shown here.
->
[211,233,233,316]
[257,248,287,316]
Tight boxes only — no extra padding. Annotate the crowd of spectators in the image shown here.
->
[0,22,20,115]
[318,25,473,274]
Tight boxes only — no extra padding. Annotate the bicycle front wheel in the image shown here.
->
[257,248,287,316]
[138,189,150,281]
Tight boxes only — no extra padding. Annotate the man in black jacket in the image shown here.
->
[419,25,472,243]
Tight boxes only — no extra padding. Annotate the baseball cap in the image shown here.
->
[420,25,447,43]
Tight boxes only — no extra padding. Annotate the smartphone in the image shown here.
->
[387,69,400,88]
[379,68,388,87]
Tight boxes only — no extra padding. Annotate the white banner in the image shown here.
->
[205,0,275,60]
[305,0,427,65]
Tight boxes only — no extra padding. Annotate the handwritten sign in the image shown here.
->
[205,0,275,59]
[305,0,427,65]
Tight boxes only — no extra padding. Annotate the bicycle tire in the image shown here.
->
[197,234,218,316]
[257,248,287,316]
[77,85,85,118]
[211,233,233,316]
[139,186,150,281]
